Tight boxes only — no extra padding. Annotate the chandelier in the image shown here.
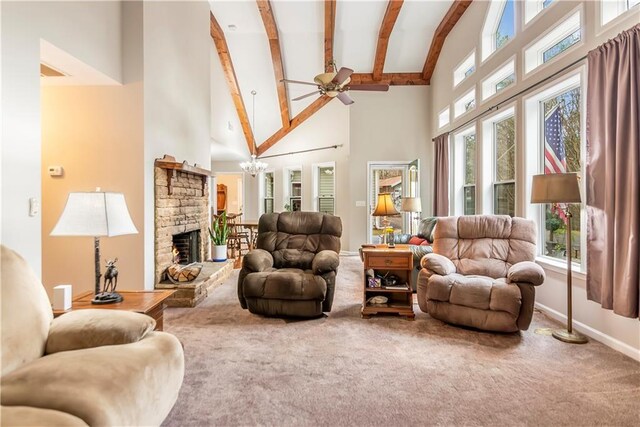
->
[240,154,267,177]
[239,89,268,177]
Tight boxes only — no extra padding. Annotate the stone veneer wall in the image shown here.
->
[155,166,210,284]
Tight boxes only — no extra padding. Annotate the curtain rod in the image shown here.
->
[433,53,588,140]
[258,144,343,159]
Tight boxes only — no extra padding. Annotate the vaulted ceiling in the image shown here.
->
[209,0,472,159]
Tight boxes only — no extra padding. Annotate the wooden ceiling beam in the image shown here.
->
[210,12,257,155]
[372,0,404,81]
[324,0,336,72]
[350,72,428,86]
[257,96,333,156]
[422,0,473,83]
[257,0,290,129]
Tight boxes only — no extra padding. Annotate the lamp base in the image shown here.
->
[91,292,123,305]
[552,328,588,344]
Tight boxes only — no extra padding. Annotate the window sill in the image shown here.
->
[535,256,586,281]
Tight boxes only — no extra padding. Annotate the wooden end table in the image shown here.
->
[53,290,175,331]
[361,245,415,320]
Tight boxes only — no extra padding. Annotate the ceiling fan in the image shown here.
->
[282,61,389,106]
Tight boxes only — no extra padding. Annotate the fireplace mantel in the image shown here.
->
[154,155,211,195]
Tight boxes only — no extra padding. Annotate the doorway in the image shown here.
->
[367,160,420,243]
[215,173,244,216]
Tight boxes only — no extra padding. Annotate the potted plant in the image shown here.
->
[209,212,230,262]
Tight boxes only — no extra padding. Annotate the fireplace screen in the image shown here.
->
[172,230,201,264]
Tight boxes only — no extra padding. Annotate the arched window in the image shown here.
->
[481,0,516,61]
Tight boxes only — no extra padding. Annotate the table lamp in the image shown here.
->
[530,173,587,344]
[51,191,138,304]
[372,193,399,248]
[401,197,422,235]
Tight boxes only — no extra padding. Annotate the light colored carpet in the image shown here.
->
[163,255,640,426]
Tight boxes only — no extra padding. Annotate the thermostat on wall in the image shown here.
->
[48,166,63,177]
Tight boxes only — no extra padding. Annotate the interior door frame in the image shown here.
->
[366,160,420,243]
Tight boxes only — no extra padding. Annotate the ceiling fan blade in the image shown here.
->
[348,84,390,92]
[292,91,321,101]
[332,67,354,85]
[337,92,354,105]
[281,79,319,87]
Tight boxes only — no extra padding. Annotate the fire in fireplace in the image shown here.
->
[172,230,201,264]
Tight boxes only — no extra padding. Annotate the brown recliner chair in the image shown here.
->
[238,211,342,318]
[417,215,545,332]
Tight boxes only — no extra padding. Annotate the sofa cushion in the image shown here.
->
[426,274,522,316]
[243,269,327,301]
[408,236,426,245]
[1,332,184,427]
[417,217,438,243]
[0,405,88,426]
[1,246,53,376]
[46,309,156,355]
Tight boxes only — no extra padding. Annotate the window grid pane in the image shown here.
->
[494,117,515,182]
[543,29,581,63]
[542,86,582,263]
[464,134,476,185]
[464,186,476,215]
[496,0,515,49]
[494,182,515,216]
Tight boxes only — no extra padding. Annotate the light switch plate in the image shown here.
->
[355,200,366,207]
[29,198,39,216]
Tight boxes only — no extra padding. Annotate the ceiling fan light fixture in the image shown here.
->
[326,90,339,98]
[314,72,336,86]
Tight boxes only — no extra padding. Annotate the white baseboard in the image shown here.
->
[535,302,640,362]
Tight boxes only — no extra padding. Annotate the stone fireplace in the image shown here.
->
[154,155,210,284]
[172,230,202,265]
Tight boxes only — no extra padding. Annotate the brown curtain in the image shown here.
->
[586,24,640,319]
[433,133,450,217]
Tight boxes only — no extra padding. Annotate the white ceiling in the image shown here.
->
[209,0,453,159]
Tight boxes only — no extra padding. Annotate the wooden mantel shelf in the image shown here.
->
[154,155,211,195]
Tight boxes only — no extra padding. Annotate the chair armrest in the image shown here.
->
[312,250,340,275]
[420,253,456,276]
[46,309,155,354]
[507,261,545,286]
[242,249,274,272]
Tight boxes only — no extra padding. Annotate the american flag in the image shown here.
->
[544,105,567,222]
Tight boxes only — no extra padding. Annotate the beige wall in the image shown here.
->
[1,0,123,278]
[41,84,144,298]
[142,0,212,290]
[429,0,640,358]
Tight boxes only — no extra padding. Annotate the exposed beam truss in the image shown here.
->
[372,0,404,80]
[257,97,333,156]
[422,0,473,83]
[257,0,290,129]
[351,73,428,86]
[324,0,336,72]
[210,12,257,155]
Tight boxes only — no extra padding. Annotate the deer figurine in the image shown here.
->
[103,258,119,293]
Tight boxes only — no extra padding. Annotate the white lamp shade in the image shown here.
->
[51,192,138,237]
[400,197,422,213]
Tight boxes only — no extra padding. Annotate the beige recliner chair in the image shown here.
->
[238,211,342,318]
[417,215,545,332]
[0,246,184,426]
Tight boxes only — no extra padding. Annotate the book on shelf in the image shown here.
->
[382,285,409,290]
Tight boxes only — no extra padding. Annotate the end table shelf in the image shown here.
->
[361,245,415,320]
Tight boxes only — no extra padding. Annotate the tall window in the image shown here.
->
[288,169,302,211]
[494,116,515,216]
[496,0,515,49]
[264,172,274,214]
[541,86,582,262]
[316,165,335,215]
[463,133,476,215]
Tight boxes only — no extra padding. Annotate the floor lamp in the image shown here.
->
[51,191,138,304]
[372,193,399,248]
[401,197,422,235]
[531,173,588,344]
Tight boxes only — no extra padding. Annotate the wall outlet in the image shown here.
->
[355,201,366,207]
[48,165,63,176]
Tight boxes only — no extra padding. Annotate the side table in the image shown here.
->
[53,290,176,331]
[361,246,415,320]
